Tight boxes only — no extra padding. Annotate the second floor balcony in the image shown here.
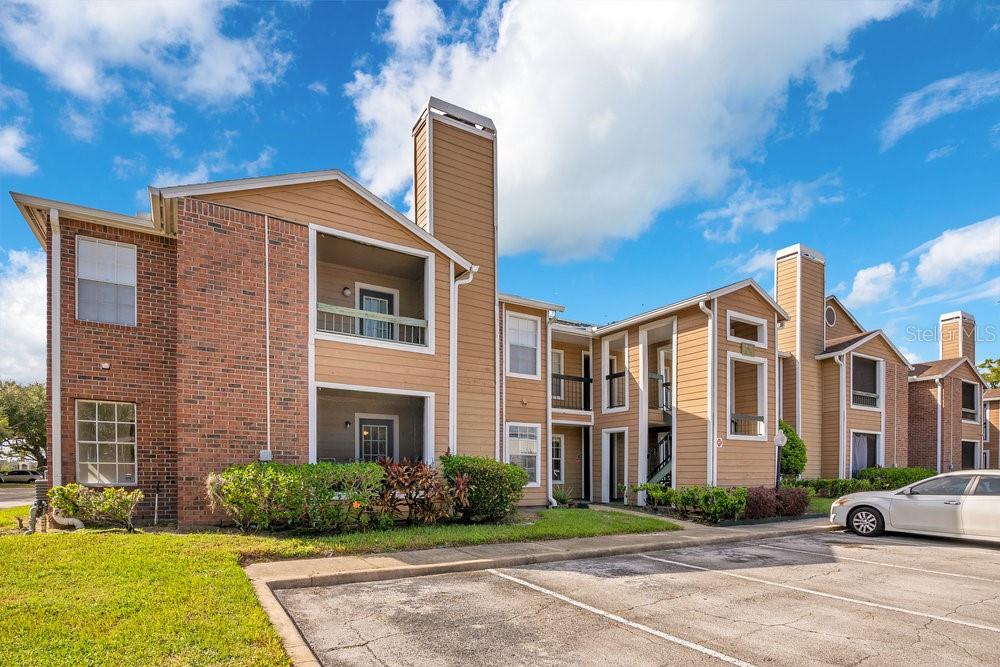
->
[551,374,593,411]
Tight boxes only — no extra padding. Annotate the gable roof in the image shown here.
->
[909,357,984,384]
[499,292,566,313]
[984,388,1000,401]
[148,169,474,272]
[825,295,865,332]
[816,330,913,368]
[595,278,788,336]
[11,191,161,245]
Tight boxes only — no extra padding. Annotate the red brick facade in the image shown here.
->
[908,371,985,473]
[907,380,940,470]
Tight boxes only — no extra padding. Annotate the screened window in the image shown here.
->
[77,237,137,326]
[507,423,540,486]
[507,314,539,378]
[76,400,136,485]
[962,382,978,422]
[551,434,563,483]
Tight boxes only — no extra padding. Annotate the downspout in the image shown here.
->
[263,215,272,457]
[834,354,846,478]
[450,264,478,455]
[546,312,555,507]
[935,378,943,473]
[698,300,715,485]
[498,301,506,461]
[50,209,62,486]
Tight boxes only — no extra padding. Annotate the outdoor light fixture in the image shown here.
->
[344,421,351,430]
[342,287,352,297]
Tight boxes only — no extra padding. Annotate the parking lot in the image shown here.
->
[0,483,35,508]
[278,531,1000,666]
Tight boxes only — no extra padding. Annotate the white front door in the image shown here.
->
[889,474,975,534]
[961,476,1000,539]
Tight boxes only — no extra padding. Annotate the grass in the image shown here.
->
[0,506,674,666]
[808,496,835,514]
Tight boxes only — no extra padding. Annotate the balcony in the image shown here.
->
[606,371,626,409]
[316,231,429,349]
[851,390,879,409]
[551,374,593,411]
[647,373,671,411]
[730,413,764,437]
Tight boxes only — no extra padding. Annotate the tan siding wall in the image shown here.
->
[593,325,641,499]
[673,308,709,487]
[781,356,797,428]
[775,257,798,430]
[413,119,429,231]
[715,290,778,487]
[986,401,998,469]
[430,118,497,459]
[798,256,825,478]
[849,336,909,468]
[952,363,985,444]
[826,299,863,339]
[940,319,961,360]
[317,261,424,318]
[820,359,842,477]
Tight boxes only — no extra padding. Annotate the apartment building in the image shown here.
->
[984,388,999,471]
[908,312,988,472]
[12,98,935,523]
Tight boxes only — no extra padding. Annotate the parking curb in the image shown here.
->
[248,522,838,666]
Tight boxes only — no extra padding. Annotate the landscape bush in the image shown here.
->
[779,419,807,478]
[376,459,470,524]
[744,486,778,520]
[634,482,675,508]
[48,483,144,532]
[631,483,746,523]
[552,485,571,506]
[206,462,388,532]
[775,487,810,517]
[788,477,872,497]
[856,466,935,490]
[440,454,527,522]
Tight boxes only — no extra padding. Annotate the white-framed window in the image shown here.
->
[984,402,991,443]
[506,312,541,379]
[850,431,882,476]
[825,305,837,328]
[601,331,628,413]
[355,282,399,341]
[354,413,399,461]
[506,422,541,487]
[727,352,767,440]
[726,310,767,348]
[551,349,564,400]
[76,236,137,326]
[851,353,882,410]
[76,400,136,486]
[961,381,979,423]
[551,433,564,483]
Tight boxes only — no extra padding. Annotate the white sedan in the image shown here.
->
[830,471,1000,543]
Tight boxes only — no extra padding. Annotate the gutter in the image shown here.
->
[936,378,943,473]
[50,208,62,486]
[698,299,715,485]
[834,354,845,478]
[546,312,556,507]
[450,264,478,454]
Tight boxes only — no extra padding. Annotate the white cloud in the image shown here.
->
[806,56,859,130]
[112,154,146,180]
[61,106,97,142]
[990,122,1000,149]
[844,262,897,308]
[383,0,445,53]
[127,103,183,141]
[346,0,903,260]
[715,246,775,276]
[909,215,1000,288]
[897,345,920,364]
[0,125,36,175]
[881,69,1000,149]
[151,162,211,188]
[241,146,276,176]
[924,144,956,162]
[698,174,843,242]
[0,0,291,105]
[0,249,46,383]
[307,81,328,95]
[0,78,28,110]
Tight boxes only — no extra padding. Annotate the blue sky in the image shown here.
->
[0,0,998,382]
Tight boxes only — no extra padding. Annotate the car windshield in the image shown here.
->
[909,475,974,495]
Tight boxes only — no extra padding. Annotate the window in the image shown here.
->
[726,311,767,347]
[551,350,564,399]
[76,237,137,326]
[961,381,978,422]
[851,356,880,409]
[506,313,540,379]
[727,353,767,439]
[909,475,974,495]
[961,441,979,470]
[551,434,564,483]
[850,432,879,475]
[825,306,837,327]
[355,415,397,461]
[973,476,1000,496]
[506,423,540,486]
[76,400,136,485]
[984,403,990,442]
[357,286,397,341]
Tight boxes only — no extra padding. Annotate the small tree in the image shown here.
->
[0,380,47,469]
[779,419,806,478]
[977,358,1000,389]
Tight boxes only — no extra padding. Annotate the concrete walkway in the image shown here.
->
[246,512,836,667]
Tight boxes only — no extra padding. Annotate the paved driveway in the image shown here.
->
[278,531,1000,666]
[0,484,35,508]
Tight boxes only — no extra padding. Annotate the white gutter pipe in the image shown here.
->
[546,312,556,507]
[834,354,846,478]
[449,264,478,454]
[936,378,943,472]
[698,300,715,485]
[49,208,62,486]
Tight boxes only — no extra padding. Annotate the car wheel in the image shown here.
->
[848,507,884,537]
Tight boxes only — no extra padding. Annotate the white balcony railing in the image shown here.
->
[317,303,427,346]
[851,390,879,408]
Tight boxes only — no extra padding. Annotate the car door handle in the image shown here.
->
[943,500,961,505]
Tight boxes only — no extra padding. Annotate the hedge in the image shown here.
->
[48,484,144,532]
[633,483,747,523]
[440,454,527,521]
[787,478,872,498]
[856,466,936,490]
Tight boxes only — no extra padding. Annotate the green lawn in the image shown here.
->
[808,496,835,515]
[0,506,674,666]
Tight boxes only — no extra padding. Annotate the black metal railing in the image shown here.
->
[647,432,672,486]
[851,390,879,408]
[551,374,593,411]
[647,373,671,411]
[606,371,626,409]
[730,413,764,437]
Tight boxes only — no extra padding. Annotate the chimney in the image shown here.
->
[412,98,498,458]
[939,311,976,364]
[774,244,826,477]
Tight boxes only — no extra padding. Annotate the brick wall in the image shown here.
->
[907,380,939,470]
[884,360,909,468]
[51,218,178,521]
[174,198,309,524]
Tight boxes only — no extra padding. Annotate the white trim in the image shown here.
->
[775,243,825,264]
[354,413,399,461]
[848,429,884,474]
[498,292,565,313]
[354,282,400,315]
[834,354,847,479]
[264,216,272,452]
[50,209,62,486]
[725,310,768,349]
[308,229,317,463]
[13,192,157,240]
[428,97,497,133]
[426,111,434,234]
[449,262,475,456]
[774,312,780,482]
[637,316,675,501]
[936,378,943,473]
[551,349,565,400]
[698,300,715,485]
[505,421,542,488]
[498,302,505,460]
[552,415,595,426]
[908,357,985,384]
[824,304,837,329]
[315,382,435,463]
[551,434,564,483]
[583,348,593,413]
[961,379,981,424]
[671,317,678,489]
[546,315,555,506]
[825,295,864,332]
[74,399,138,487]
[601,427,629,503]
[984,402,991,443]
[601,330,629,414]
[959,439,983,470]
[818,329,913,370]
[726,351,768,442]
[74,235,138,327]
[505,311,542,380]
[849,352,884,413]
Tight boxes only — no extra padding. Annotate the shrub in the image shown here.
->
[676,486,703,514]
[698,486,747,523]
[376,459,466,524]
[634,482,675,508]
[48,483,144,532]
[440,455,527,522]
[856,466,935,490]
[774,487,809,517]
[552,485,571,506]
[744,486,778,520]
[779,420,807,478]
[788,478,871,497]
[206,462,387,532]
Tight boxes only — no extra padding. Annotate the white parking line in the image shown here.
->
[827,534,1000,554]
[640,555,1000,634]
[758,543,1000,583]
[488,569,757,667]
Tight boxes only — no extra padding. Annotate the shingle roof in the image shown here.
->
[909,357,983,382]
[822,331,875,355]
[984,388,1000,401]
